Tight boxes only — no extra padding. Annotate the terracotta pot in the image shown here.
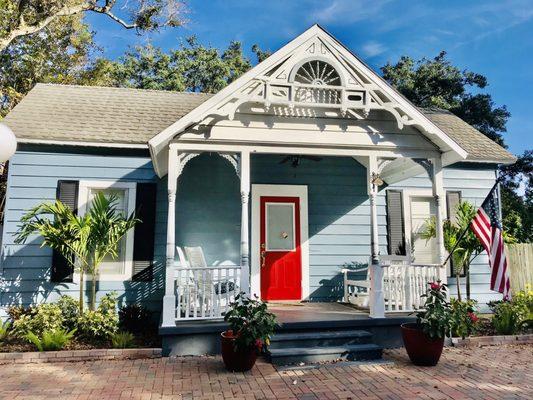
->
[401,323,444,366]
[221,330,258,372]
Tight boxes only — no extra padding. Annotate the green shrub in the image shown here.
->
[57,296,80,331]
[6,305,33,321]
[450,298,479,338]
[0,320,11,342]
[13,303,63,337]
[512,286,533,330]
[25,329,76,352]
[77,292,118,341]
[111,331,136,349]
[491,301,520,335]
[119,304,152,334]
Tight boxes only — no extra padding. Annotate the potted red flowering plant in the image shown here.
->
[401,281,451,366]
[221,293,277,372]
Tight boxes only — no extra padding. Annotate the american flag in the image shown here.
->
[470,185,511,298]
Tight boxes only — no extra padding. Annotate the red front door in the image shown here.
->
[260,196,302,301]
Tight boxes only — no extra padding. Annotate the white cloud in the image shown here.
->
[361,41,387,57]
[309,0,393,25]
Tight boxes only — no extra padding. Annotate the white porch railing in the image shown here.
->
[382,263,441,313]
[174,266,241,320]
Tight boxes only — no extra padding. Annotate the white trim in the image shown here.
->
[18,138,147,149]
[401,188,443,265]
[251,184,309,301]
[74,180,137,282]
[149,25,468,177]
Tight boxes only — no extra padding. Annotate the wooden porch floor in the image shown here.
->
[267,302,412,325]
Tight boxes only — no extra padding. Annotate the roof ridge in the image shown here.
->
[35,82,214,96]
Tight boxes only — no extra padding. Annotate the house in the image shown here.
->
[0,25,515,359]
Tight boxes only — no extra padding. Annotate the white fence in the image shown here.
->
[382,263,441,312]
[175,266,241,320]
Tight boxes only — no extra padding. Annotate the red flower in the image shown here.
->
[430,282,441,291]
[255,339,263,349]
[468,312,479,323]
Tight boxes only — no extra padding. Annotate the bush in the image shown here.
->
[25,329,76,352]
[0,320,11,342]
[12,303,63,337]
[416,282,452,340]
[119,304,152,334]
[57,296,80,331]
[111,331,136,349]
[491,301,520,335]
[6,305,33,321]
[512,286,533,330]
[450,298,479,338]
[77,292,118,341]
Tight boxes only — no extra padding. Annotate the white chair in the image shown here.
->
[341,264,370,307]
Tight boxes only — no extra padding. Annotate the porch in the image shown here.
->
[159,302,414,357]
[160,149,448,328]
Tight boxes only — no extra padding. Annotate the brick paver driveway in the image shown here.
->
[0,344,531,399]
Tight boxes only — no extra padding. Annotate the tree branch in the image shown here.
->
[0,3,89,52]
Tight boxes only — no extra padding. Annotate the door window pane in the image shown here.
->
[266,203,295,251]
[410,196,438,264]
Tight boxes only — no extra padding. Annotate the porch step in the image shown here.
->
[266,329,383,366]
[269,329,373,349]
[268,343,383,366]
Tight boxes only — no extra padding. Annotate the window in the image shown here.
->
[407,195,439,264]
[265,202,296,251]
[77,181,137,281]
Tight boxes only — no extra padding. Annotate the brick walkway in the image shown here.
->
[0,344,531,399]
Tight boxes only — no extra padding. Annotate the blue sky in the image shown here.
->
[86,0,533,156]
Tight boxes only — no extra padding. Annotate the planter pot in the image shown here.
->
[401,323,444,366]
[220,330,258,372]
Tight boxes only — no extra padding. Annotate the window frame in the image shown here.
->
[400,188,443,265]
[74,180,137,282]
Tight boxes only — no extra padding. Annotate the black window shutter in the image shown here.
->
[386,190,406,256]
[132,183,157,281]
[51,180,79,282]
[446,191,462,276]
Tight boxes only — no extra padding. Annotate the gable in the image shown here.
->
[149,25,469,176]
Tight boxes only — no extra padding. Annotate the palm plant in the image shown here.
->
[15,192,138,312]
[420,201,483,300]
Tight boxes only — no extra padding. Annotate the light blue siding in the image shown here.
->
[1,148,500,314]
[0,147,165,315]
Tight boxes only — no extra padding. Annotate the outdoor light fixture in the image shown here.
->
[0,123,17,162]
[371,172,384,186]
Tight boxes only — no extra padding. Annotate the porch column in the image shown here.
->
[368,155,385,318]
[162,146,179,327]
[239,150,251,294]
[431,156,447,283]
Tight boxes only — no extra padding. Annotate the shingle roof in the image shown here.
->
[420,107,516,163]
[3,83,212,145]
[4,83,516,164]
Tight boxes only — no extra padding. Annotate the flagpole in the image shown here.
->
[440,176,504,267]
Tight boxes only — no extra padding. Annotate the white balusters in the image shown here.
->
[381,262,442,313]
[175,266,241,320]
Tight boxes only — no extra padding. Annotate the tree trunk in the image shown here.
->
[466,265,471,300]
[79,269,84,314]
[455,270,462,301]
[91,271,97,311]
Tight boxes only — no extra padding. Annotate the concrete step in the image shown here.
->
[269,329,373,349]
[268,343,383,366]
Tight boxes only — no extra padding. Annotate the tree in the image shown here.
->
[0,0,186,52]
[103,37,255,93]
[1,15,98,117]
[382,51,510,146]
[15,192,138,312]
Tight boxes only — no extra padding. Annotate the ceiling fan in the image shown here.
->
[279,155,322,168]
